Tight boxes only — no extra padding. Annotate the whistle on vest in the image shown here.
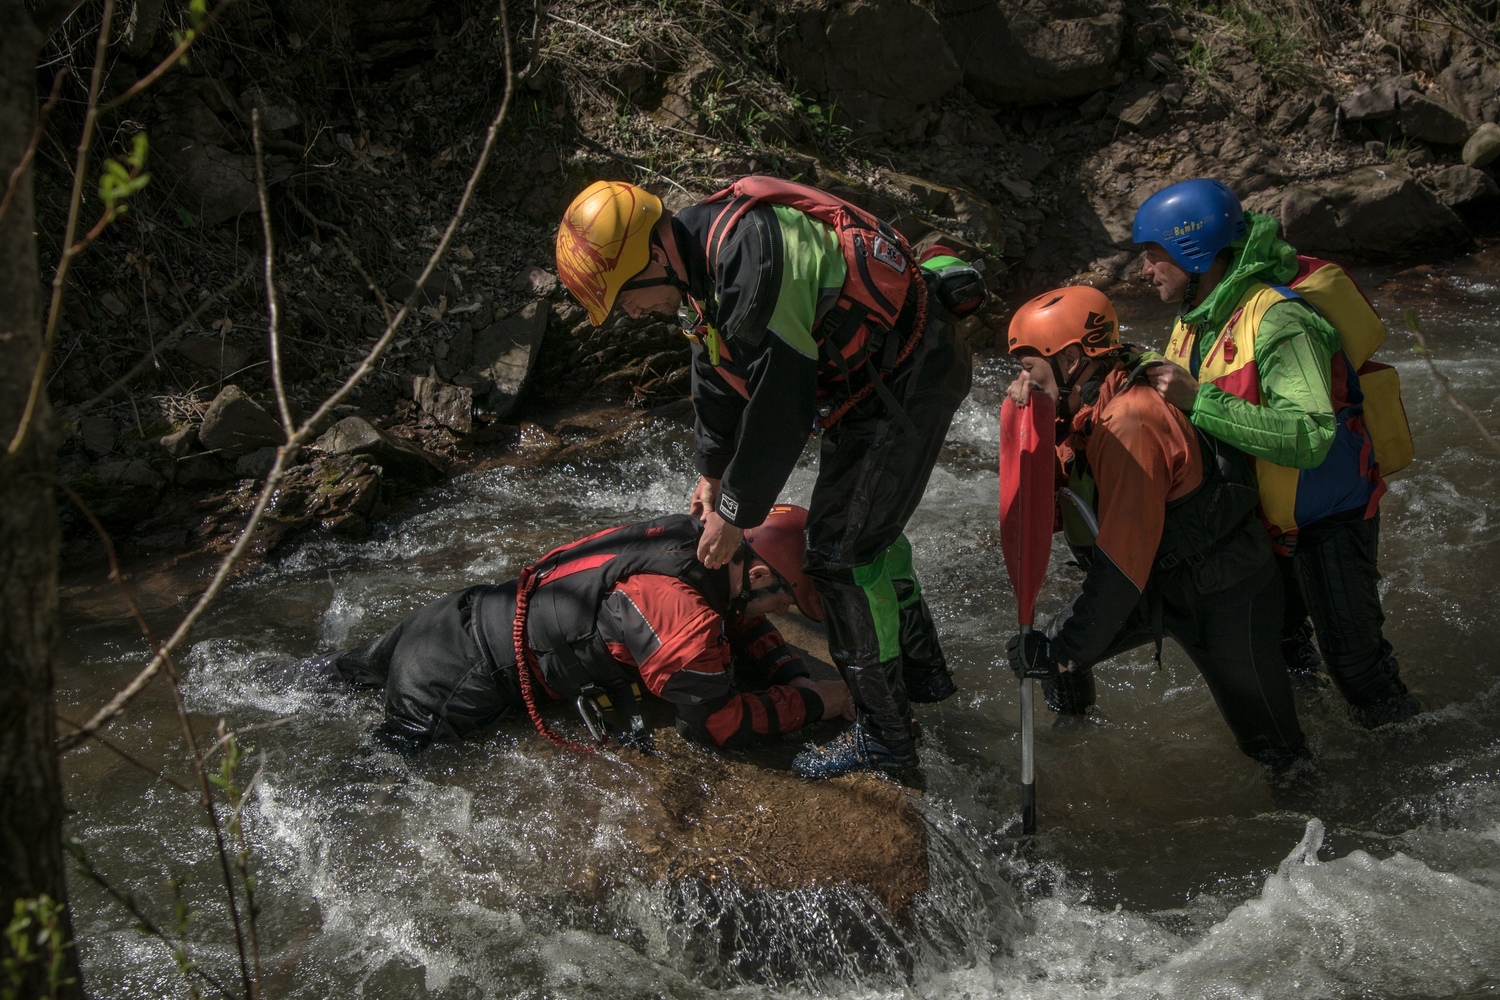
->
[576,682,653,752]
[1222,336,1236,364]
[678,304,722,365]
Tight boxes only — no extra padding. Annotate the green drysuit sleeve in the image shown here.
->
[1188,300,1339,470]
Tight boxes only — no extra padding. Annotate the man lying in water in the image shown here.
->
[293,504,852,754]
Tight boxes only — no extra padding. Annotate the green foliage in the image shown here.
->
[98,133,151,223]
[170,0,211,62]
[793,93,853,156]
[3,895,75,1000]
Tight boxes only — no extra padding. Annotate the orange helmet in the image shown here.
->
[742,504,823,622]
[1007,286,1120,358]
[556,181,663,326]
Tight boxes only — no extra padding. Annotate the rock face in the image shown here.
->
[1262,166,1472,262]
[467,301,550,418]
[413,375,473,434]
[939,0,1125,105]
[778,0,961,140]
[314,415,444,485]
[199,385,284,459]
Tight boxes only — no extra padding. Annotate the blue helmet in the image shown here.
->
[1131,179,1246,274]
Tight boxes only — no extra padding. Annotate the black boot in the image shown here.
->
[793,657,918,778]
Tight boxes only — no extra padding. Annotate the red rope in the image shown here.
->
[512,567,597,754]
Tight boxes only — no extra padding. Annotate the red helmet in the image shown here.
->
[742,504,823,622]
[1007,285,1120,358]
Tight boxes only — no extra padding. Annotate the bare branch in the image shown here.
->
[251,110,294,433]
[0,68,67,225]
[7,0,117,458]
[97,0,240,115]
[56,716,194,795]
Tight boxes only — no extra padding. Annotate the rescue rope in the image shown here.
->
[816,275,929,429]
[512,565,597,754]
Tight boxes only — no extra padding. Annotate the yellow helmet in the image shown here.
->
[555,181,664,326]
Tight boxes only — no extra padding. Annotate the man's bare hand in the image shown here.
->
[689,476,721,519]
[1143,361,1200,412]
[1006,370,1037,406]
[697,511,742,568]
[792,676,855,720]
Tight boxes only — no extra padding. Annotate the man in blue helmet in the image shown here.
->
[1130,178,1418,728]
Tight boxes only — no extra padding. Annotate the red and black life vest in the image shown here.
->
[512,514,729,698]
[696,176,930,422]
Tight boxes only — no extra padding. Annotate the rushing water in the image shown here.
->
[57,250,1500,999]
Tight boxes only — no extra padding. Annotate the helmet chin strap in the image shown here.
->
[1047,352,1090,425]
[1180,272,1201,314]
[729,540,792,616]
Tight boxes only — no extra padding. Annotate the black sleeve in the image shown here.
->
[691,342,745,480]
[1049,550,1143,668]
[714,336,818,527]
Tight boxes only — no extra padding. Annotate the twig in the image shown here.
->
[97,0,239,114]
[65,261,259,419]
[55,715,194,796]
[66,845,236,1000]
[59,0,521,754]
[7,0,117,459]
[547,11,634,48]
[1403,309,1500,457]
[56,479,256,997]
[251,110,294,434]
[0,68,68,226]
[517,0,550,82]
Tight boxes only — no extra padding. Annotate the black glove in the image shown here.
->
[1006,631,1057,681]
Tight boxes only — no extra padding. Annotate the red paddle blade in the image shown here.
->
[999,391,1056,627]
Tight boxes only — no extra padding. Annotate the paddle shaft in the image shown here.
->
[1019,626,1037,834]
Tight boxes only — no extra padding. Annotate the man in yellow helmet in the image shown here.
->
[556,176,978,779]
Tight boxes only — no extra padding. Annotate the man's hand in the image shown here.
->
[1006,370,1037,407]
[792,676,855,720]
[1143,361,1200,412]
[697,511,743,568]
[1006,631,1058,681]
[689,476,721,519]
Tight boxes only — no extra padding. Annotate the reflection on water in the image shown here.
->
[58,251,1500,998]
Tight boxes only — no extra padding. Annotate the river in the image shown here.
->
[56,249,1500,999]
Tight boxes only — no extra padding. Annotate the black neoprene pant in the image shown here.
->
[1048,547,1306,766]
[333,583,521,751]
[1280,509,1404,707]
[804,317,974,753]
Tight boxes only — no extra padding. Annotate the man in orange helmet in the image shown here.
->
[288,506,852,754]
[1004,286,1305,769]
[556,177,978,779]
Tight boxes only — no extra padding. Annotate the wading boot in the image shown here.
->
[791,720,919,779]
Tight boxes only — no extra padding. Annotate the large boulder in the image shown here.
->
[1439,47,1500,127]
[1339,76,1470,145]
[778,0,961,141]
[1254,166,1472,262]
[1463,122,1500,169]
[198,385,284,459]
[938,0,1125,105]
[313,416,444,486]
[465,300,550,418]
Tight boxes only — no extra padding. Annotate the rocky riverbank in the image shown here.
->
[39,0,1499,566]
